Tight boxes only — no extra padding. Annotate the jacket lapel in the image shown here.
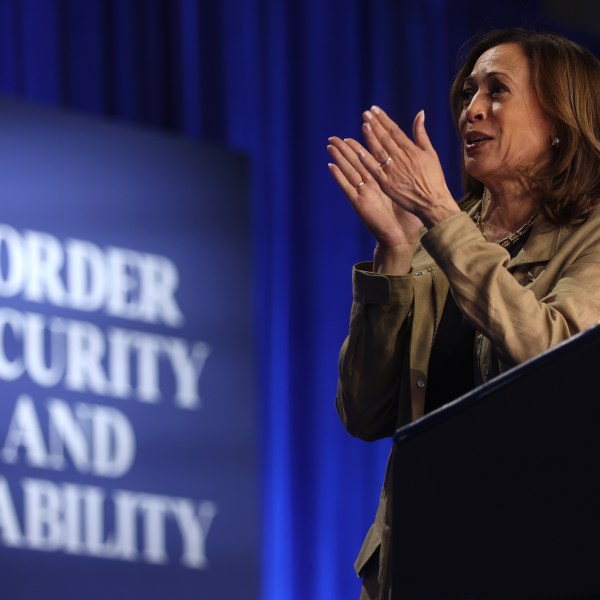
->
[508,214,564,270]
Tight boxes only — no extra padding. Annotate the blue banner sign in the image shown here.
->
[0,100,257,599]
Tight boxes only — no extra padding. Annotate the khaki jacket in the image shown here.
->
[336,200,600,599]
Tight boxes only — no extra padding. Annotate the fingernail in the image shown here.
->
[327,136,333,142]
[421,109,425,123]
[363,110,373,121]
[363,122,372,132]
[371,105,381,114]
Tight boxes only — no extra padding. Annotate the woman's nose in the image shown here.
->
[465,92,487,122]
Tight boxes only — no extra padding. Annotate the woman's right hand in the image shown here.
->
[327,136,424,274]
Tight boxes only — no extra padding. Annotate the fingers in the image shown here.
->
[412,110,434,152]
[327,137,371,199]
[328,137,368,179]
[328,161,359,199]
[327,136,367,188]
[327,106,435,198]
[358,120,399,188]
[360,119,393,167]
[363,106,413,159]
[343,138,382,176]
[328,107,451,230]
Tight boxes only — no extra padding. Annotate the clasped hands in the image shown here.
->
[327,106,459,254]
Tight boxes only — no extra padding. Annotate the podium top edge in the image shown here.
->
[393,320,600,445]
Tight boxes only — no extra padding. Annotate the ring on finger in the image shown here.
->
[378,156,393,167]
[355,181,365,191]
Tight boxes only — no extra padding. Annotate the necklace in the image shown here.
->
[474,211,537,249]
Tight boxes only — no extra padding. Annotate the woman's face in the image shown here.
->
[458,43,555,193]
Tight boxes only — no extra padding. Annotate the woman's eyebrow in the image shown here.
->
[485,70,516,83]
[464,70,516,85]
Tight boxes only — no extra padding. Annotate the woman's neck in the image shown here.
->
[479,187,537,242]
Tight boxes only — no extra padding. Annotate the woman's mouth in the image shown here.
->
[465,133,493,150]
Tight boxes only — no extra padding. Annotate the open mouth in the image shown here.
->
[465,133,493,149]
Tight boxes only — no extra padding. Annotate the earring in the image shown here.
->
[551,136,560,149]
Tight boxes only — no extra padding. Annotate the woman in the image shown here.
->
[327,29,600,600]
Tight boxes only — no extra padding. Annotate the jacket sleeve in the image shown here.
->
[335,262,415,441]
[422,211,600,367]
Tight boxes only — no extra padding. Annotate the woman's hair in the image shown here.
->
[450,28,600,223]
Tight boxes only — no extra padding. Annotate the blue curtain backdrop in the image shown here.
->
[0,1,599,598]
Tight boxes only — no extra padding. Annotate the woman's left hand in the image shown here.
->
[360,106,460,228]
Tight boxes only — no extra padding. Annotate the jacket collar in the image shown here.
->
[509,213,563,267]
[466,198,563,267]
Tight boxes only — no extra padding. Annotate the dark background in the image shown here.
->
[0,1,598,598]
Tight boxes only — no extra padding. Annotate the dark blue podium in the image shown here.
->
[392,323,600,600]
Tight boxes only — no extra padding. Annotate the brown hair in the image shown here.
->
[450,29,600,223]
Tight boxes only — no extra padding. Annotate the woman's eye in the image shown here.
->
[461,88,475,105]
[490,83,508,96]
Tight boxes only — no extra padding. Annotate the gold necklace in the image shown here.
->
[474,211,537,249]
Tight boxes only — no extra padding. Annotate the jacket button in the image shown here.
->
[414,271,423,276]
[416,379,426,388]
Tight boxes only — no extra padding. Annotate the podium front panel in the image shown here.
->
[392,325,600,600]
